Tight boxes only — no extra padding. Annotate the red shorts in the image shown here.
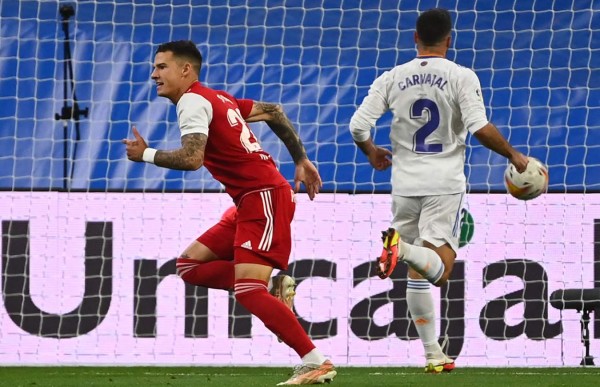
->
[197,186,295,270]
[196,205,237,260]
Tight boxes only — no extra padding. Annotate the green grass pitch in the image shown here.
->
[1,367,599,386]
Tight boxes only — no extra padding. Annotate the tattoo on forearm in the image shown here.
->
[154,133,206,170]
[256,102,307,163]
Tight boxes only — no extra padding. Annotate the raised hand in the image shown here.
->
[122,126,148,162]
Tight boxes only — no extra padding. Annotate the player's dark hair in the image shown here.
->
[416,8,452,46]
[156,40,202,74]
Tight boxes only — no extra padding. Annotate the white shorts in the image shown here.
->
[391,192,464,253]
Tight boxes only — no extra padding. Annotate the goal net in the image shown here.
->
[0,0,598,366]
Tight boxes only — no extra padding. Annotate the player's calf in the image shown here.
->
[269,274,297,343]
[378,235,446,286]
[234,278,315,358]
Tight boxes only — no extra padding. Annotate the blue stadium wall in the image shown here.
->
[0,0,598,192]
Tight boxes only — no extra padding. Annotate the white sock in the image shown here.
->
[406,279,444,360]
[301,348,326,365]
[401,242,444,284]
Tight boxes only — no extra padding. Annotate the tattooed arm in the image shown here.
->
[245,101,322,200]
[245,102,307,164]
[154,133,206,170]
[123,127,206,171]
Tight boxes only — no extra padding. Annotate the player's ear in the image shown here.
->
[181,62,192,78]
[445,35,451,48]
[414,31,419,44]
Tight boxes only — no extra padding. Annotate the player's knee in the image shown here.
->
[433,268,452,287]
[233,279,267,304]
[233,290,243,303]
[175,257,200,279]
[434,276,448,287]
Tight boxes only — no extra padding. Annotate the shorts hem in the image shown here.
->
[416,235,459,254]
[234,247,288,271]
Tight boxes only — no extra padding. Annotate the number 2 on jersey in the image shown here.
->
[411,98,442,154]
[227,108,262,153]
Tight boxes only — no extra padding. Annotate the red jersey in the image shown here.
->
[176,81,290,203]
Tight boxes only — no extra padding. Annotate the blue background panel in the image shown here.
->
[0,0,598,192]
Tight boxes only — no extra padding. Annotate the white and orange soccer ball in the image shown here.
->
[504,157,549,201]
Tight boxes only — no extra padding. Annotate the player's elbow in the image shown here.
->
[471,122,495,141]
[262,103,284,123]
[188,157,203,170]
[182,153,204,170]
[180,146,205,170]
[349,116,371,143]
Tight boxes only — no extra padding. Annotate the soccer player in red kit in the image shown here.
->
[122,40,336,385]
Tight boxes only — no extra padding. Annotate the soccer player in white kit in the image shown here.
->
[349,8,529,372]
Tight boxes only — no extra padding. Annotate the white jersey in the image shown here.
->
[349,57,489,196]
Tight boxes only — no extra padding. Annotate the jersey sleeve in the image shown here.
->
[349,71,391,142]
[457,68,489,134]
[236,98,254,119]
[176,93,213,137]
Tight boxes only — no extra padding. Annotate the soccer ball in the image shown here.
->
[504,157,548,201]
